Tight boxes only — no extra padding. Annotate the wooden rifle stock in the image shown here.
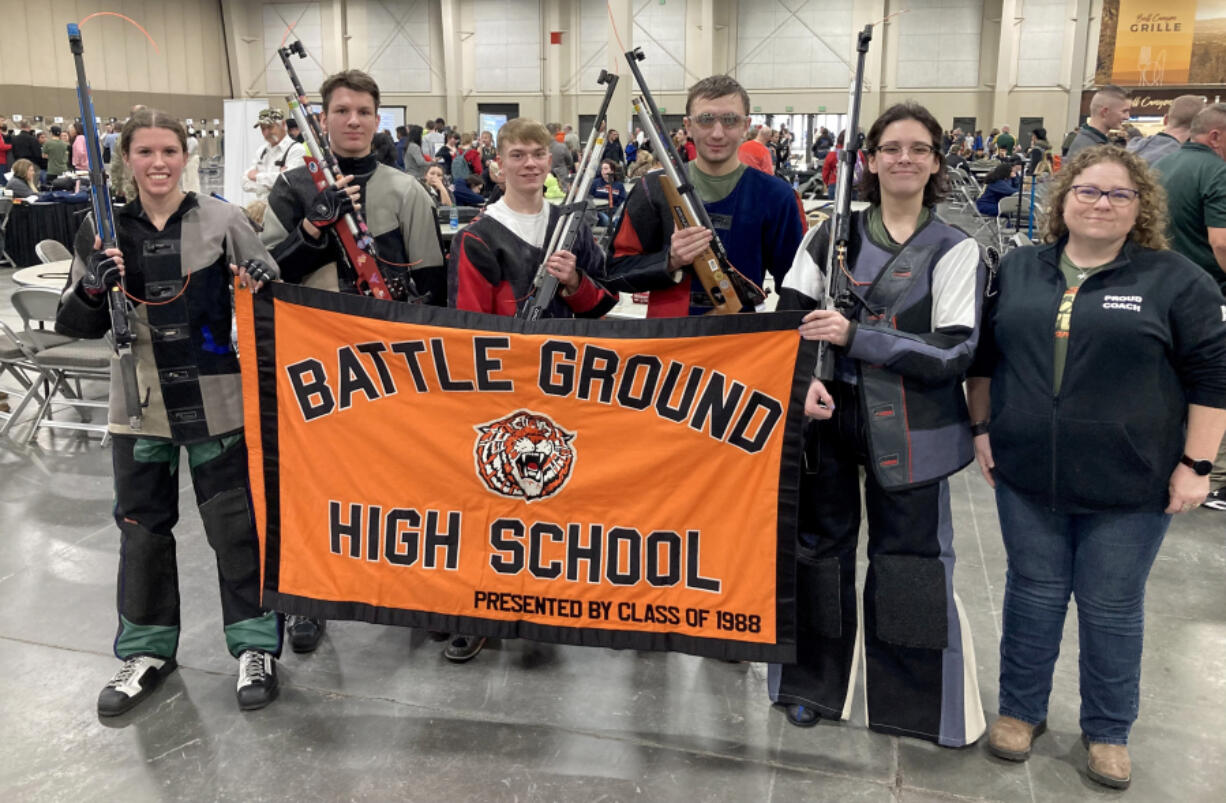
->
[657,176,741,315]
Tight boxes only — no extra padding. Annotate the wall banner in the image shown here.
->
[1097,0,1226,86]
[236,283,815,663]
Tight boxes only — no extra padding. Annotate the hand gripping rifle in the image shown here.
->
[67,23,144,429]
[624,48,763,314]
[816,24,872,381]
[278,41,417,302]
[518,70,618,320]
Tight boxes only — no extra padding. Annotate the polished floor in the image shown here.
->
[2,233,1225,802]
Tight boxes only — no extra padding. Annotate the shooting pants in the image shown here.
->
[769,383,985,747]
[110,434,280,660]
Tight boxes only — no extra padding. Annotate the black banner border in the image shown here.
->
[265,589,795,663]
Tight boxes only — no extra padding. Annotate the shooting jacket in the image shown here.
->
[55,193,278,443]
[780,210,985,490]
[262,153,446,304]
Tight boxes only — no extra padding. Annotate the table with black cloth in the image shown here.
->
[3,201,91,267]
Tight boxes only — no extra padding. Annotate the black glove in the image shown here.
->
[307,184,355,230]
[82,250,122,296]
[240,259,276,285]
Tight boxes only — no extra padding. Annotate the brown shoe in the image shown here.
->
[987,716,1047,761]
[1084,736,1131,789]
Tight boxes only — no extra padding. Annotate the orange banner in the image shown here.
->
[236,283,813,662]
[1111,0,1198,85]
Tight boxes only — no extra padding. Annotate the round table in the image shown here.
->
[12,259,72,290]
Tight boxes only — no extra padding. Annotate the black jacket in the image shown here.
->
[971,239,1226,512]
[11,131,40,164]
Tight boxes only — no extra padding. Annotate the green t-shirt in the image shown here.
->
[686,162,745,204]
[1155,141,1226,289]
[864,204,931,253]
[1053,250,1108,394]
[42,138,68,175]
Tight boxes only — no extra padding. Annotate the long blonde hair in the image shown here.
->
[1041,145,1168,250]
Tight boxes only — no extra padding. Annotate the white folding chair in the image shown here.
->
[4,287,111,444]
[34,239,73,264]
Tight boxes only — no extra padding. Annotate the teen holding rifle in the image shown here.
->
[770,98,989,748]
[605,65,804,318]
[56,25,283,716]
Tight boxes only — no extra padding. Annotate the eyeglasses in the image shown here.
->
[1069,185,1139,206]
[873,143,936,158]
[689,113,746,130]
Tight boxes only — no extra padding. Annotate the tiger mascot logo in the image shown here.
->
[473,410,577,502]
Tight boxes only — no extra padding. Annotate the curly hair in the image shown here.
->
[1040,145,1168,250]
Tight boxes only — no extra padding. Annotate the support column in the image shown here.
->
[544,0,563,123]
[992,0,1021,132]
[1066,0,1093,131]
[607,0,634,134]
[441,0,462,128]
[695,0,715,79]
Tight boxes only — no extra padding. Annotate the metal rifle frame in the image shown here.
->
[278,41,415,302]
[816,24,872,382]
[519,70,618,320]
[67,23,143,429]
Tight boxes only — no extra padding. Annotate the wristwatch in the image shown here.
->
[970,420,990,437]
[1180,454,1213,476]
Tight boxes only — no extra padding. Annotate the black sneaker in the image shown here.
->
[443,635,487,663]
[286,615,326,653]
[97,655,177,717]
[785,704,821,728]
[1203,488,1226,511]
[236,650,279,710]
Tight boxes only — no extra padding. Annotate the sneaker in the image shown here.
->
[286,615,326,653]
[1083,735,1131,789]
[1202,488,1226,511]
[97,655,177,717]
[785,704,821,728]
[443,635,487,663]
[236,650,279,710]
[988,716,1047,761]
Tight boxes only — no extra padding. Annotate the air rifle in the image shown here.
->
[278,41,417,302]
[816,24,872,381]
[518,70,618,320]
[67,23,144,429]
[624,47,763,314]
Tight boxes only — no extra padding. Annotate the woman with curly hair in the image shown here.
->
[967,145,1226,788]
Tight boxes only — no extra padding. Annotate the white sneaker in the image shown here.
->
[98,655,177,717]
[236,650,278,710]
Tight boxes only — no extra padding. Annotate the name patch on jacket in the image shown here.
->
[236,282,814,662]
[1103,294,1142,312]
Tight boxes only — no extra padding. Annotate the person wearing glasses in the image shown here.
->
[966,146,1226,788]
[769,103,988,747]
[605,75,805,317]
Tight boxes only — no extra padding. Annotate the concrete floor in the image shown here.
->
[2,213,1225,802]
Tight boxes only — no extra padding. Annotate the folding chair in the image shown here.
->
[4,287,111,444]
[0,322,43,437]
[34,239,73,264]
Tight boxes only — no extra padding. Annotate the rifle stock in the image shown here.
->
[657,176,741,315]
[67,23,144,429]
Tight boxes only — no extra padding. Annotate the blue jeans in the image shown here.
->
[994,481,1170,744]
